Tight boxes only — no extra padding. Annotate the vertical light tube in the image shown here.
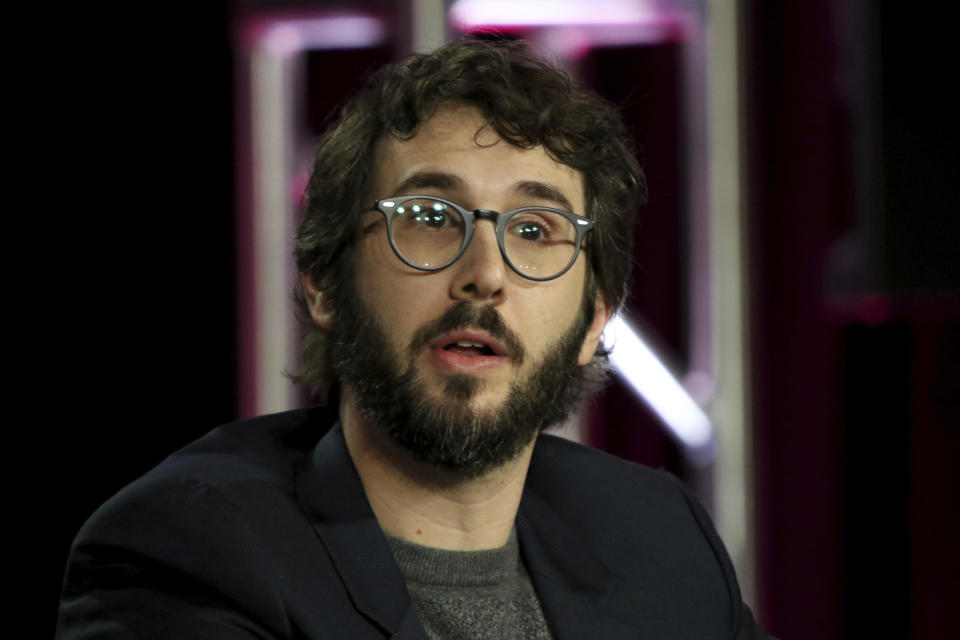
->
[239,16,388,417]
[250,45,298,415]
[412,0,449,53]
[705,0,755,606]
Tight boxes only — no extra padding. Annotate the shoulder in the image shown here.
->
[69,404,338,554]
[526,433,751,633]
[528,432,723,556]
[529,431,688,511]
[74,406,336,533]
[139,405,336,488]
[58,406,339,638]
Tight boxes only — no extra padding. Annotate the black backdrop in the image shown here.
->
[46,3,236,633]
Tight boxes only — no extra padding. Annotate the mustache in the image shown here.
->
[408,302,525,364]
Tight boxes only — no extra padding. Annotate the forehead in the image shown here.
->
[370,104,585,212]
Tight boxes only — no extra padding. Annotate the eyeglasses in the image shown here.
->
[367,195,594,281]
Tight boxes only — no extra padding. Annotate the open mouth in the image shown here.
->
[425,331,513,373]
[427,330,511,363]
[443,341,497,356]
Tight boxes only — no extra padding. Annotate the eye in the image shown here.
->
[416,208,449,228]
[393,199,466,239]
[514,220,545,241]
[505,210,578,250]
[396,201,453,228]
[509,212,559,243]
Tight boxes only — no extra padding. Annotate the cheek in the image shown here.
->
[355,236,407,302]
[516,272,587,352]
[354,239,450,341]
[357,233,397,278]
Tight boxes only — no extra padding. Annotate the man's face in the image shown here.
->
[327,104,608,475]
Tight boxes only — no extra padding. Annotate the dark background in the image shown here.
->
[46,1,958,638]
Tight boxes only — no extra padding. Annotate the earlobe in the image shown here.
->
[302,272,335,330]
[578,293,613,366]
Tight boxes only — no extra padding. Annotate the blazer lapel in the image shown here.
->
[518,483,647,640]
[295,423,643,639]
[295,423,429,640]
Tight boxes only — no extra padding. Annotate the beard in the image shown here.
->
[327,285,593,478]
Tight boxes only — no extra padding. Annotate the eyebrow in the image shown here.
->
[513,180,576,213]
[393,171,464,195]
[391,171,576,213]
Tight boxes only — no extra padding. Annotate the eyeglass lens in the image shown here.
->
[389,197,579,278]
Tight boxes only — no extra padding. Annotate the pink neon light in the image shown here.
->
[450,0,689,29]
[240,15,386,55]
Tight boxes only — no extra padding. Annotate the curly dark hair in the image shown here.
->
[294,37,646,397]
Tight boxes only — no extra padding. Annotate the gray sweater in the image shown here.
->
[386,529,553,639]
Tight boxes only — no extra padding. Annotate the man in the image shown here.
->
[58,38,771,639]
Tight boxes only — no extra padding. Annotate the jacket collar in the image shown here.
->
[295,423,426,638]
[519,444,646,640]
[296,422,641,640]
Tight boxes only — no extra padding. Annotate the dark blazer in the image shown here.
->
[58,406,770,639]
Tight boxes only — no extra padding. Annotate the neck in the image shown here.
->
[339,386,534,551]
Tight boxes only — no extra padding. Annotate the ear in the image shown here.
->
[302,272,335,330]
[578,292,613,366]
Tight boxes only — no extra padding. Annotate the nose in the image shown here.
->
[449,220,506,303]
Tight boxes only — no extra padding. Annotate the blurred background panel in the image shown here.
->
[51,1,959,639]
[744,1,959,638]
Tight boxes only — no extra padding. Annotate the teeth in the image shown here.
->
[455,341,486,349]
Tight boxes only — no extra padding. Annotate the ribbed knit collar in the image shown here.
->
[385,528,519,588]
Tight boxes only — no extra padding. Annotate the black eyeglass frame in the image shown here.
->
[368,195,595,282]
